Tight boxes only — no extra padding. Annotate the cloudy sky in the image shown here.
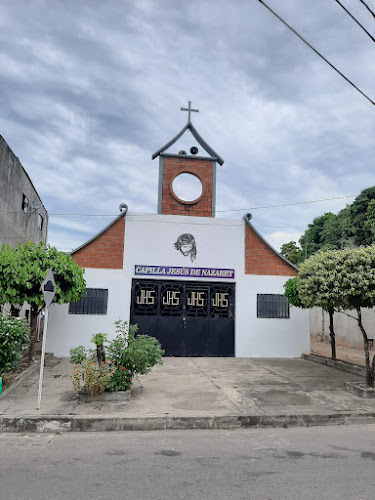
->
[1,0,374,252]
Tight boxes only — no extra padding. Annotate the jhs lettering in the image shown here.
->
[136,289,155,305]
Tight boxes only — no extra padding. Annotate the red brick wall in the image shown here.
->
[245,223,297,276]
[161,156,213,217]
[72,215,125,269]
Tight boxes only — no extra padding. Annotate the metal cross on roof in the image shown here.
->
[181,101,199,123]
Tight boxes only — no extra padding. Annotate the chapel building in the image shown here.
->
[47,103,308,358]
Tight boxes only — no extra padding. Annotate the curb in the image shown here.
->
[1,412,375,433]
[302,353,366,378]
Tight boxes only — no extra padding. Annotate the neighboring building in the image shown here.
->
[0,134,48,248]
[47,104,309,358]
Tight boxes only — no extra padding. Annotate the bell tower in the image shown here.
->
[152,102,224,217]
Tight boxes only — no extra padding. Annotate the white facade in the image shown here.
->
[47,214,309,357]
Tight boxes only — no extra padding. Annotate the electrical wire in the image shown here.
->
[256,0,375,106]
[335,0,375,43]
[0,194,358,218]
[359,0,375,19]
[215,194,357,213]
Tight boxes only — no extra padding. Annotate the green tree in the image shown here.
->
[297,250,340,361]
[0,241,86,361]
[299,213,336,260]
[283,277,303,308]
[349,186,375,246]
[298,247,375,386]
[364,199,375,240]
[280,242,302,265]
[281,186,375,264]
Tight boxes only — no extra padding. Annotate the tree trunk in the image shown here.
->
[96,345,106,366]
[356,307,374,387]
[328,308,336,361]
[28,304,39,363]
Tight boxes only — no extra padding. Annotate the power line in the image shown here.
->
[359,0,375,19]
[0,194,358,218]
[216,194,357,213]
[335,0,375,43]
[257,0,375,106]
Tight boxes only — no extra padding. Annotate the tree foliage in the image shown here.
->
[280,242,302,265]
[0,315,29,375]
[0,241,86,360]
[297,247,375,311]
[299,213,337,260]
[281,187,375,262]
[0,242,86,307]
[297,246,375,385]
[283,277,303,308]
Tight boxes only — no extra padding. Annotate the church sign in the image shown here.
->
[134,265,235,279]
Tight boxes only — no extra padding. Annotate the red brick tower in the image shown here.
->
[152,101,224,217]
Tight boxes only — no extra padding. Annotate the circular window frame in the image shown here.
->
[170,171,206,205]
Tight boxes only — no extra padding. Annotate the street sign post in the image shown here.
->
[37,269,56,410]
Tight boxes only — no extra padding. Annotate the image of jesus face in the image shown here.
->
[174,233,197,262]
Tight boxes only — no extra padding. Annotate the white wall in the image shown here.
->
[47,214,309,357]
[123,214,244,273]
[235,275,309,357]
[47,269,130,357]
[310,306,374,348]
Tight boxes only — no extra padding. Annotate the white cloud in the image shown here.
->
[0,0,374,253]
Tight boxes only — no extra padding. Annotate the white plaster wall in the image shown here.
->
[235,275,309,357]
[47,213,309,358]
[47,269,130,357]
[310,306,375,348]
[123,214,244,274]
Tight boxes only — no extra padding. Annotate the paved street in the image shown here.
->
[1,426,375,500]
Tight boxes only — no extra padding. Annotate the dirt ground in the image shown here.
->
[310,335,375,366]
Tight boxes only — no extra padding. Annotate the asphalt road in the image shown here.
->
[1,426,375,500]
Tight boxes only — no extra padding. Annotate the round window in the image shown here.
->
[172,173,203,202]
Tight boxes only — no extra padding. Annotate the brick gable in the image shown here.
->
[244,222,297,276]
[72,215,125,269]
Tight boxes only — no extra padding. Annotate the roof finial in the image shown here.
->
[181,100,199,123]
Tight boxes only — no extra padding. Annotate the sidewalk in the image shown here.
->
[1,356,375,432]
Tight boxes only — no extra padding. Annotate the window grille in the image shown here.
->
[69,288,108,315]
[257,294,290,319]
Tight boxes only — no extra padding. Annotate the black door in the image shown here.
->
[130,279,235,356]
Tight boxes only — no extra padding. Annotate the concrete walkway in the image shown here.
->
[1,356,375,432]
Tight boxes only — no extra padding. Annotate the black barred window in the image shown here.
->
[69,289,108,315]
[257,294,289,319]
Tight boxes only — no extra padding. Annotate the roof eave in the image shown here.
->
[152,122,224,166]
[71,205,128,255]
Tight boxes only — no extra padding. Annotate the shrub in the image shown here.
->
[69,320,164,394]
[0,315,29,375]
[90,333,107,347]
[69,346,88,365]
[71,361,114,396]
[106,320,164,392]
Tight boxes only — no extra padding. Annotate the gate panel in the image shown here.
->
[130,279,235,357]
[208,283,235,356]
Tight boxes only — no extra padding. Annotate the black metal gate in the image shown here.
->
[130,279,235,356]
